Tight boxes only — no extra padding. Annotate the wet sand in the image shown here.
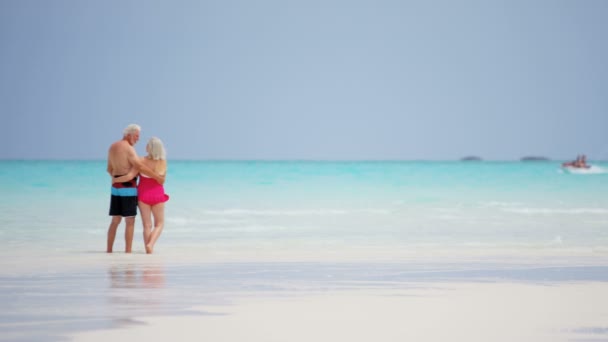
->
[2,252,608,342]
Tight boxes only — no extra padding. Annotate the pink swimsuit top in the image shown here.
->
[137,174,169,205]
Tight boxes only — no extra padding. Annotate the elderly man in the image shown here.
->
[106,124,165,253]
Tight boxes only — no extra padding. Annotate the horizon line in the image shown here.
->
[0,157,599,162]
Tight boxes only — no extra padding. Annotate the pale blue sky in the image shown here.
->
[1,0,607,160]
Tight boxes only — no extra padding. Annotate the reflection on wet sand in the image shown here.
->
[109,263,166,289]
[107,262,167,324]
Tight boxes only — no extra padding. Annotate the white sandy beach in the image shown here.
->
[3,245,608,342]
[70,281,608,342]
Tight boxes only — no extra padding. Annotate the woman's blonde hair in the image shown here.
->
[147,137,166,160]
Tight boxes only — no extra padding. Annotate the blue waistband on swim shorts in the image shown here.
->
[111,187,138,197]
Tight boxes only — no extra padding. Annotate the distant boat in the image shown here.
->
[561,154,590,169]
[561,162,589,169]
[521,156,550,161]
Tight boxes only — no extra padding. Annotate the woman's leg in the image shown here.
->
[138,202,153,251]
[146,203,165,254]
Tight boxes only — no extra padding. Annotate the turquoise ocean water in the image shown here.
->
[1,160,607,263]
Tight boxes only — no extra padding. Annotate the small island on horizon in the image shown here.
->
[460,156,483,161]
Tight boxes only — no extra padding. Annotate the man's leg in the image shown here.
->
[125,217,135,253]
[107,216,122,253]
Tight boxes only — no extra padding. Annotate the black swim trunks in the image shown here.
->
[109,176,138,217]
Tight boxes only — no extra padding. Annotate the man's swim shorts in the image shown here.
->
[109,176,138,217]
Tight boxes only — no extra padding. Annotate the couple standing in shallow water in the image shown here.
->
[106,124,170,254]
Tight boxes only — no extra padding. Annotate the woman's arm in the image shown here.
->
[140,163,165,185]
[125,150,165,185]
[152,163,166,185]
[112,167,139,183]
[158,160,167,181]
[131,159,166,185]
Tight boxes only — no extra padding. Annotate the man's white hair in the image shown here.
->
[123,124,141,137]
[147,137,166,160]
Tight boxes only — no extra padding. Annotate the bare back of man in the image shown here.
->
[108,140,139,177]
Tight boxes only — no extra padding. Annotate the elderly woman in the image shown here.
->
[114,137,169,254]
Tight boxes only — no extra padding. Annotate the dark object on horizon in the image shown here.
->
[521,156,551,161]
[562,154,590,169]
[461,156,483,161]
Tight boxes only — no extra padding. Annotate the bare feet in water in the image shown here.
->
[146,244,153,254]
